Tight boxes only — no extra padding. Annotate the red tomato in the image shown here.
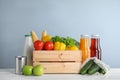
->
[34,40,44,50]
[44,41,54,50]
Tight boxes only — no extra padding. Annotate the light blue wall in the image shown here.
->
[0,0,120,68]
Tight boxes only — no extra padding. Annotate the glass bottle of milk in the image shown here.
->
[23,34,33,65]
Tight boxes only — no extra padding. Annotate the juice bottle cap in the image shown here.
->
[81,34,89,38]
[25,34,31,37]
[91,34,100,38]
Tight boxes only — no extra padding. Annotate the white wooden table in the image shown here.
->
[0,68,120,80]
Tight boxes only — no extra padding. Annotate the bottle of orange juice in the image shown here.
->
[80,35,90,63]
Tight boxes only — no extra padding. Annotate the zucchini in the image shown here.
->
[80,60,94,75]
[88,63,100,75]
[99,68,106,74]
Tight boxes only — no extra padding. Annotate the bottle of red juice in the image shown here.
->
[90,35,102,60]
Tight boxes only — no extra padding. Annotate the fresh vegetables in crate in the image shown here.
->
[31,30,80,51]
[31,30,81,73]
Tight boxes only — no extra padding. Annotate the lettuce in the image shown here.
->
[51,36,79,48]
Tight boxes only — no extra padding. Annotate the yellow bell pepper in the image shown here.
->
[54,41,66,50]
[67,45,79,50]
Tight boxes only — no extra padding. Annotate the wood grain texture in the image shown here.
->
[33,51,81,62]
[33,51,82,73]
[33,62,81,73]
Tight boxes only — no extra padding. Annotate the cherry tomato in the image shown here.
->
[44,41,54,50]
[34,40,44,50]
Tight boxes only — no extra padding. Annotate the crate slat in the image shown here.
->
[33,51,81,62]
[33,62,81,73]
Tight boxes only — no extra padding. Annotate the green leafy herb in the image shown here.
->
[51,36,79,48]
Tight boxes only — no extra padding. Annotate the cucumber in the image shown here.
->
[88,63,100,75]
[99,68,106,74]
[80,60,94,75]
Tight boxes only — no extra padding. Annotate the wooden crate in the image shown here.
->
[33,51,82,73]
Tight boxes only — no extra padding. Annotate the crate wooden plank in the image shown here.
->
[33,62,81,73]
[33,51,81,62]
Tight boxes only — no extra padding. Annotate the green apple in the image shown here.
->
[33,65,44,76]
[22,65,33,76]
